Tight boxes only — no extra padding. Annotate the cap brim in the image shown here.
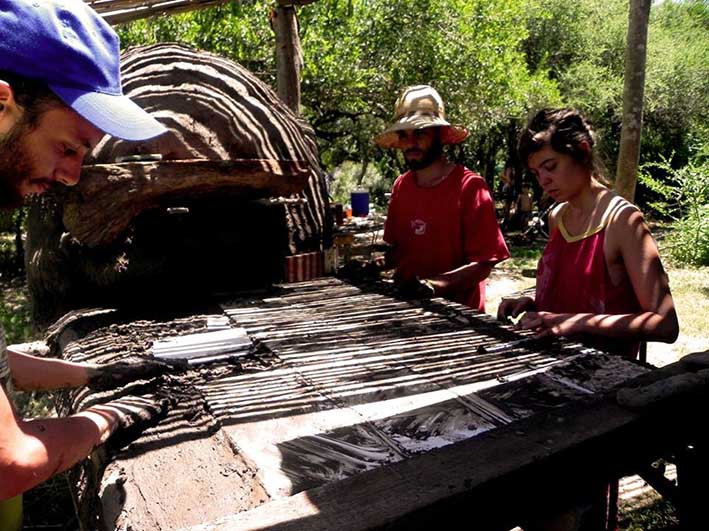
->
[50,85,167,141]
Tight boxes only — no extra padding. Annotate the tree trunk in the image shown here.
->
[272,6,303,114]
[356,159,369,187]
[615,0,651,202]
[13,208,25,273]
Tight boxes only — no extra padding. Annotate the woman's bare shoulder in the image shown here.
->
[604,192,643,227]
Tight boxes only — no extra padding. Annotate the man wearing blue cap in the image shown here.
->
[0,1,169,526]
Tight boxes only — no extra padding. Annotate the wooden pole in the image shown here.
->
[615,0,652,202]
[272,5,303,114]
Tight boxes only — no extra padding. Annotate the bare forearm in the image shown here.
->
[427,262,494,296]
[7,350,91,391]
[526,310,679,343]
[576,311,678,342]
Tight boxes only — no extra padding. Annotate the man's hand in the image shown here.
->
[371,255,388,270]
[394,277,436,299]
[497,296,535,322]
[86,394,173,450]
[337,259,382,282]
[86,358,187,391]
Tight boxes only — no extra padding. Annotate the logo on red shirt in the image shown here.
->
[411,219,427,235]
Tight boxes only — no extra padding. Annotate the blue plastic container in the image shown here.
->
[351,190,369,217]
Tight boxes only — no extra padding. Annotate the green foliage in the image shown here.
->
[0,276,36,344]
[329,161,388,208]
[117,0,562,185]
[643,0,709,167]
[1,268,44,418]
[118,3,275,80]
[639,154,709,266]
[523,0,709,190]
[0,208,26,276]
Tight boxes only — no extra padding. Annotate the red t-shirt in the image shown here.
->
[384,165,509,310]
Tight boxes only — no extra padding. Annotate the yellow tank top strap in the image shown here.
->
[557,203,606,243]
[557,194,629,243]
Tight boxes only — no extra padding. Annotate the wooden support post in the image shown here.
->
[272,4,303,114]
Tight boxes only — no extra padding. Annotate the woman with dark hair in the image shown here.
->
[498,108,679,531]
[498,108,678,359]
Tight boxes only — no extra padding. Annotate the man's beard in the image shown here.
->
[0,122,36,209]
[404,138,444,171]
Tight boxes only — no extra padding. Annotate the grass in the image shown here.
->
[620,499,680,531]
[664,266,709,340]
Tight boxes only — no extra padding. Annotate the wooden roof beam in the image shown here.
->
[85,1,233,25]
[85,1,319,25]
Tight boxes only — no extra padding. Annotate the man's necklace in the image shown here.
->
[416,164,454,187]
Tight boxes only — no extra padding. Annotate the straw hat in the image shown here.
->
[374,85,469,149]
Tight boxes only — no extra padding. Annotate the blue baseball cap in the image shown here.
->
[0,0,166,141]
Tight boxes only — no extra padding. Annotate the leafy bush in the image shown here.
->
[639,155,709,266]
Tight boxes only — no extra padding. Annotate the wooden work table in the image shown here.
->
[52,278,708,531]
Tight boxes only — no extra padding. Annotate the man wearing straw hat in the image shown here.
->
[0,1,174,526]
[375,85,509,311]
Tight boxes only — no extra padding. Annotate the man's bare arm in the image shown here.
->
[8,346,181,392]
[426,261,495,296]
[0,384,167,500]
[7,347,91,391]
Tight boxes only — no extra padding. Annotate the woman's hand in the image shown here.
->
[497,296,535,322]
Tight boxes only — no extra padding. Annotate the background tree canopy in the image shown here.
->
[118,0,708,213]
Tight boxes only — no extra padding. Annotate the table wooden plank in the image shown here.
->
[179,382,708,531]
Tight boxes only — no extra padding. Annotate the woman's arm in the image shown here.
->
[519,204,679,342]
[608,205,679,342]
